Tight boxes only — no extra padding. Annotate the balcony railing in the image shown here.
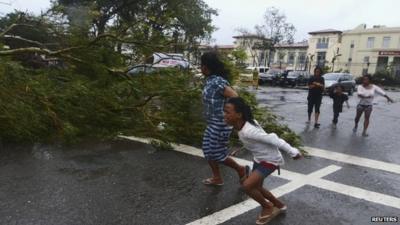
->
[316,43,328,49]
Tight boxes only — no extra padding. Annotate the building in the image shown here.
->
[233,34,271,67]
[307,29,343,70]
[307,25,400,76]
[270,41,308,70]
[339,24,400,77]
[188,44,235,66]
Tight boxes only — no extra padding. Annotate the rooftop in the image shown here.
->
[275,41,308,48]
[344,24,400,34]
[232,34,270,41]
[198,44,235,49]
[308,29,342,35]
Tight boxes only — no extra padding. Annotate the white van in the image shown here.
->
[246,66,269,75]
[240,66,269,82]
[147,52,190,69]
[128,52,190,75]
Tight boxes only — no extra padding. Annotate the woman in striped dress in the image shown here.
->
[200,52,248,186]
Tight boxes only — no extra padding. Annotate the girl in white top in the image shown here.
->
[224,97,302,225]
[353,74,393,137]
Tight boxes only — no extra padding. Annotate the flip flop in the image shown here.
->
[278,205,287,213]
[256,207,281,224]
[202,178,224,186]
[240,165,250,183]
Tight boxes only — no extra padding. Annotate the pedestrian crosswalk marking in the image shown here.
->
[305,146,400,175]
[120,136,400,225]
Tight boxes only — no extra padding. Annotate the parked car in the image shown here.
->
[282,70,311,87]
[127,64,169,75]
[323,72,356,95]
[148,52,190,69]
[277,69,294,86]
[259,69,282,85]
[127,52,190,75]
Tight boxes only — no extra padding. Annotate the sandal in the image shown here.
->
[256,207,281,225]
[202,178,224,186]
[277,205,287,212]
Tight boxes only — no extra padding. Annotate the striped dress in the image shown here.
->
[202,75,232,162]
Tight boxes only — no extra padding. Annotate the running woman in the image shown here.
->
[353,74,394,137]
[201,52,248,186]
[307,67,325,128]
[224,97,302,224]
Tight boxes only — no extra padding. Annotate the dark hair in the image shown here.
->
[226,97,257,126]
[314,66,323,75]
[335,85,344,90]
[201,52,229,80]
[363,74,372,82]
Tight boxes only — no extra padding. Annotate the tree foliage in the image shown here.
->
[0,2,302,149]
[0,1,216,144]
[254,7,296,66]
[255,7,296,46]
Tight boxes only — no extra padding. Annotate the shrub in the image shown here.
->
[373,70,400,86]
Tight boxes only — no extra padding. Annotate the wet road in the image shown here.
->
[254,86,400,163]
[0,86,399,225]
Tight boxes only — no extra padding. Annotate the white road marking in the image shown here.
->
[120,136,400,224]
[305,146,400,175]
[314,179,400,209]
[186,165,342,225]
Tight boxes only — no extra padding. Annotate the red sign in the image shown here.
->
[378,51,400,56]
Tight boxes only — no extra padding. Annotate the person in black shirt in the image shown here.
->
[307,67,325,128]
[329,85,349,128]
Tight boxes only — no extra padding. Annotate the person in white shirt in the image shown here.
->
[224,97,302,225]
[353,74,393,137]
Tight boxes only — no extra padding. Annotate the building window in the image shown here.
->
[363,56,370,63]
[298,53,306,64]
[317,52,326,67]
[271,52,276,63]
[348,58,352,62]
[367,37,375,48]
[317,37,328,49]
[382,37,391,48]
[279,53,285,60]
[288,52,295,64]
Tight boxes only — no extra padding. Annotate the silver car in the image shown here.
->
[323,73,356,95]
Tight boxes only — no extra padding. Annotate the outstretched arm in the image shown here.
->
[245,130,301,158]
[374,85,393,103]
[385,95,394,103]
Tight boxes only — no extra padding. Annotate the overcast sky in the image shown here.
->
[1,0,400,44]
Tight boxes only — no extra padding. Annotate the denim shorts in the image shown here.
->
[357,104,373,114]
[252,161,277,178]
